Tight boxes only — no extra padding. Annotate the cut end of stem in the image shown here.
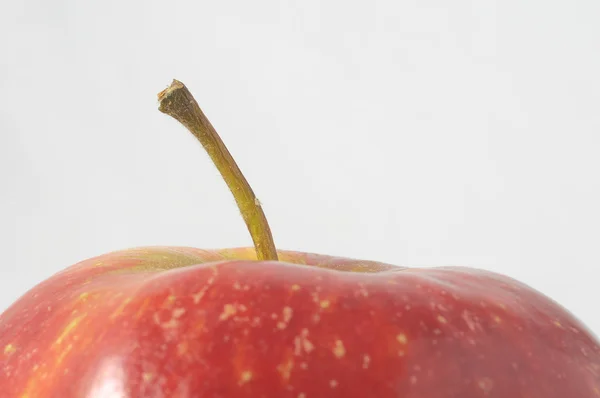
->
[157,79,185,103]
[157,79,279,262]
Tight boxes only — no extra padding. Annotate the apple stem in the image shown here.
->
[157,79,278,261]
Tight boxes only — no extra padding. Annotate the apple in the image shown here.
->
[1,80,599,397]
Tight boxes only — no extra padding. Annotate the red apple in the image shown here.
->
[1,80,598,397]
[2,247,600,397]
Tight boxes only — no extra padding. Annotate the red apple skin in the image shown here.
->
[1,247,599,397]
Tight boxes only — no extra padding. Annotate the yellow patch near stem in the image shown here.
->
[110,297,133,319]
[135,298,152,319]
[55,343,73,365]
[55,315,86,345]
[20,315,86,398]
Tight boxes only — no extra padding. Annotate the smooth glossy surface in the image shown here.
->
[1,247,599,397]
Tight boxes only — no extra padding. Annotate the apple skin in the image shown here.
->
[1,247,599,397]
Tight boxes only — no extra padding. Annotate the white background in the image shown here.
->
[1,1,599,333]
